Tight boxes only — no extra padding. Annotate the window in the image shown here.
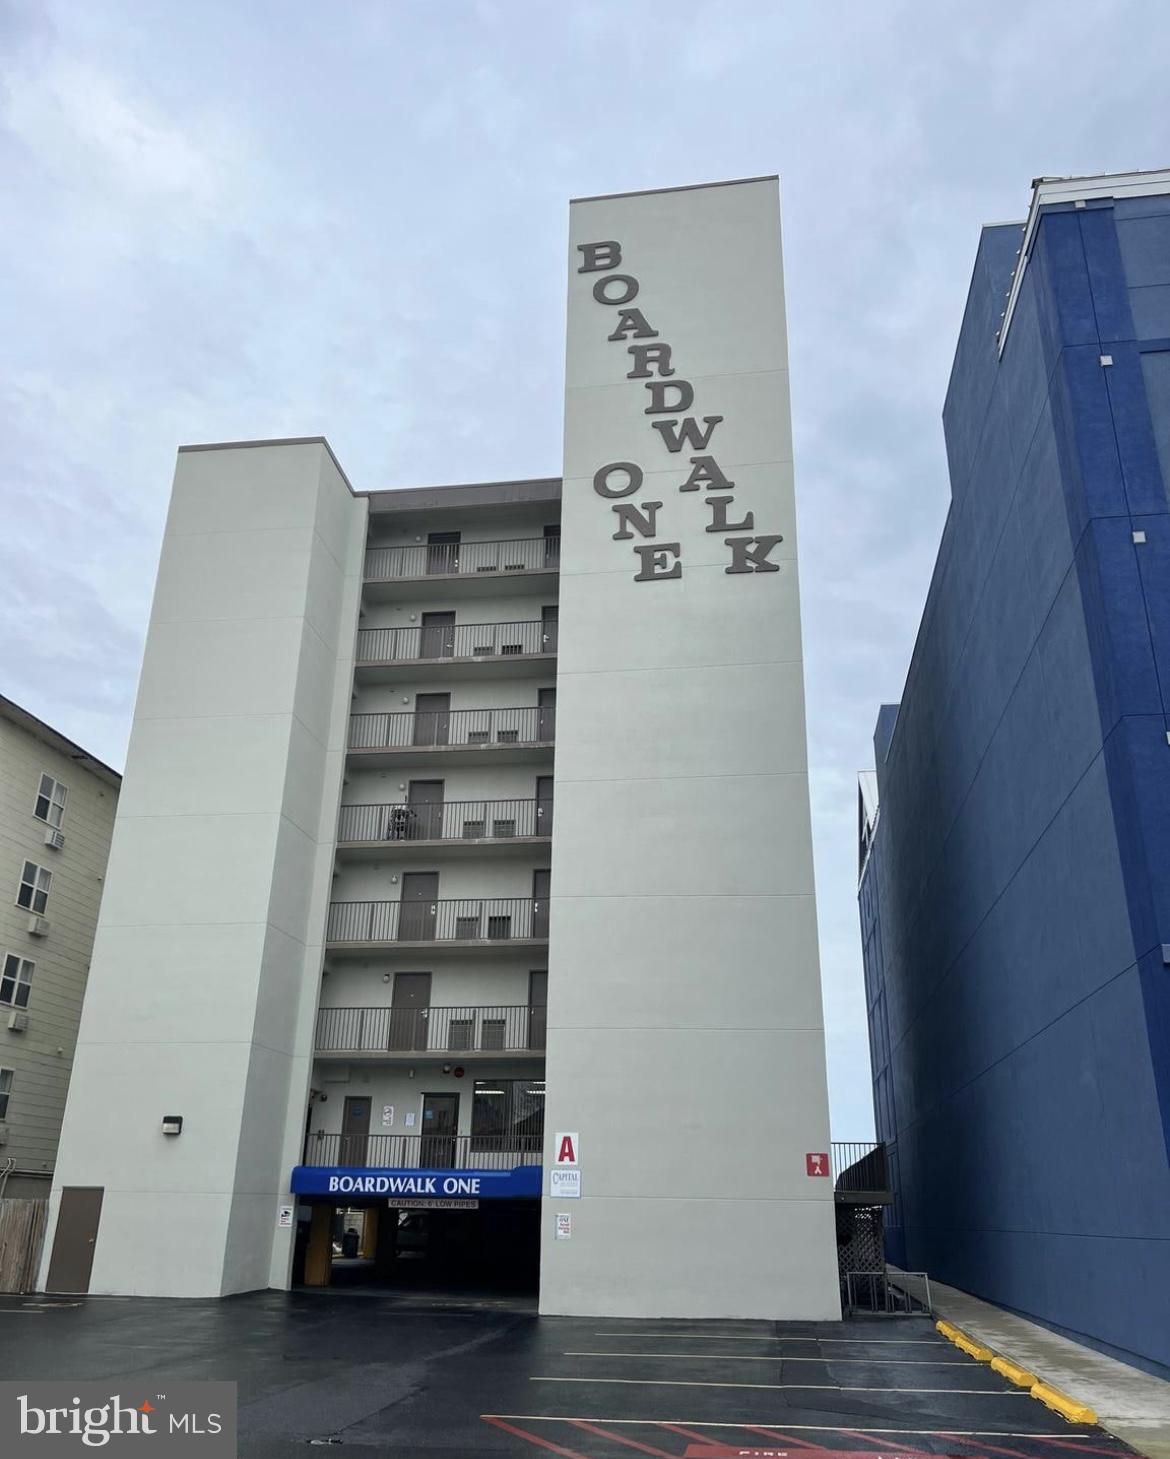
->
[471,1078,544,1151]
[17,862,51,915]
[0,1069,11,1121]
[34,774,67,829]
[0,955,33,1008]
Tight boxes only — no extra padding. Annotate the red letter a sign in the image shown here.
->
[555,1132,578,1166]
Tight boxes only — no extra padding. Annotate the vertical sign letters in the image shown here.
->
[578,239,784,582]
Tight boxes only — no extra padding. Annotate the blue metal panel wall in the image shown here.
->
[866,196,1170,1369]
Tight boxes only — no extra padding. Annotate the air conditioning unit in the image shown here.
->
[27,916,49,937]
[43,829,65,851]
[7,1012,28,1033]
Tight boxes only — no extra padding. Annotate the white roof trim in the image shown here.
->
[997,167,1170,357]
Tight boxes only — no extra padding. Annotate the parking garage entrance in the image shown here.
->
[293,1196,540,1297]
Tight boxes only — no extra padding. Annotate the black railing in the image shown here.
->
[316,1004,547,1054]
[348,706,555,750]
[338,797,552,844]
[832,1141,891,1196]
[303,1131,544,1170]
[365,537,560,580]
[327,897,548,944]
[356,620,556,663]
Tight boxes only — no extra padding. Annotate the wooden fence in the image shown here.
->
[0,1199,48,1293]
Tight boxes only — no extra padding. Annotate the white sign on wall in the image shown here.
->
[555,1213,573,1240]
[550,1168,581,1200]
[554,1132,579,1166]
[382,1105,395,1126]
[277,1205,294,1229]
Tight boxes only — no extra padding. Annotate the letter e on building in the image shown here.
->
[554,1131,579,1166]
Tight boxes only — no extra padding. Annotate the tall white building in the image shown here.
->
[41,177,841,1318]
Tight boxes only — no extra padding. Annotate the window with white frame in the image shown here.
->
[0,955,33,1008]
[16,861,51,915]
[0,1069,11,1121]
[34,774,68,829]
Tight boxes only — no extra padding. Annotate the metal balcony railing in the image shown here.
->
[327,897,548,944]
[338,797,552,844]
[356,620,557,663]
[315,1004,547,1054]
[348,706,555,751]
[365,536,560,580]
[303,1131,544,1170]
[831,1141,891,1198]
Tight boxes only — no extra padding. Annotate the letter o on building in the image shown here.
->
[593,462,643,499]
[592,274,639,306]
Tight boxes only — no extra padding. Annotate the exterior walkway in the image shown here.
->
[926,1275,1170,1459]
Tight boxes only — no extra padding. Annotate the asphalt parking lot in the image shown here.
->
[0,1291,1135,1458]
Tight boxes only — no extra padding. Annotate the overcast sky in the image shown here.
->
[3,0,1169,1134]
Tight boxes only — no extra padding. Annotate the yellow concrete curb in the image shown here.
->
[935,1319,994,1363]
[1031,1380,1098,1426]
[935,1319,1097,1425]
[990,1354,1038,1388]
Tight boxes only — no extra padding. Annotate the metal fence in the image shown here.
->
[841,1270,932,1316]
[365,536,560,580]
[338,797,551,844]
[348,706,555,750]
[327,897,547,944]
[356,619,556,663]
[316,1004,546,1054]
[831,1140,890,1195]
[302,1131,544,1170]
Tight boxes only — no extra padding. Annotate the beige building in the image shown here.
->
[0,695,120,1198]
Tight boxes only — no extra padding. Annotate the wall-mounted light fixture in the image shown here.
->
[162,1115,183,1136]
[382,973,392,983]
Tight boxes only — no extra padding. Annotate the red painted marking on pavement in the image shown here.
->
[482,1415,592,1459]
[743,1429,826,1451]
[940,1434,1070,1459]
[838,1430,937,1457]
[568,1421,682,1459]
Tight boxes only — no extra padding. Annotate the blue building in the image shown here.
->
[860,169,1170,1373]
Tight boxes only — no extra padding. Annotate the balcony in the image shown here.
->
[831,1141,893,1205]
[337,797,551,858]
[347,706,554,768]
[363,536,560,602]
[355,619,556,681]
[300,1131,544,1172]
[326,896,547,951]
[315,1004,546,1057]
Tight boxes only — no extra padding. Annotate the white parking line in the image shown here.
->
[530,1376,1025,1395]
[564,1351,969,1365]
[484,1417,1098,1437]
[591,1332,945,1344]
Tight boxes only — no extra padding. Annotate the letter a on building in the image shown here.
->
[555,1132,579,1166]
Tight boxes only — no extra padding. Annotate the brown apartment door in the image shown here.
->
[541,604,559,654]
[45,1187,104,1293]
[535,776,554,837]
[419,611,455,660]
[532,869,550,939]
[399,872,439,941]
[528,971,548,1050]
[420,1093,458,1169]
[389,972,431,1050]
[413,692,450,746]
[427,531,460,575]
[407,780,444,841]
[537,687,556,743]
[340,1097,371,1167]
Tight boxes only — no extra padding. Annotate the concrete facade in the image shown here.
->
[0,698,119,1198]
[41,181,838,1316]
[860,171,1170,1372]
